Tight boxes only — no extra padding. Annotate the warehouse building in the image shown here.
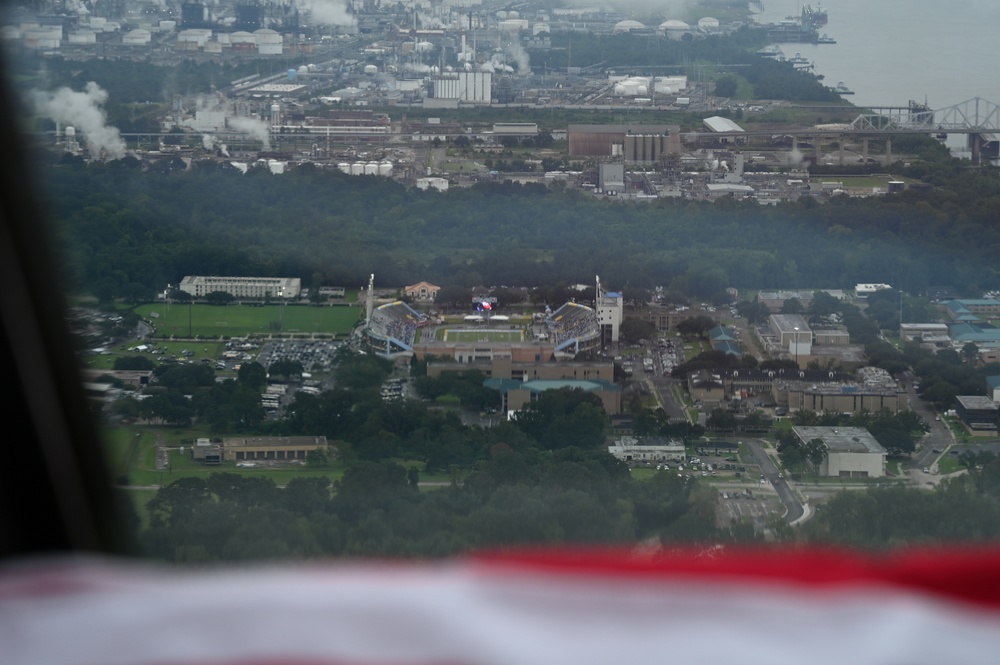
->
[792,426,886,478]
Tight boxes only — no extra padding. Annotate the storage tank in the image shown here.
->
[364,64,378,75]
[364,162,379,175]
[267,160,285,174]
[337,162,351,174]
[378,160,393,176]
[350,162,364,175]
[288,68,297,81]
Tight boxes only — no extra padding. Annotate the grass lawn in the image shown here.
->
[442,329,524,343]
[136,303,360,338]
[937,457,963,474]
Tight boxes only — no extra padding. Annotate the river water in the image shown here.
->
[751,0,1000,109]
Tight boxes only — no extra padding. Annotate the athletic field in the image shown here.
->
[135,303,361,338]
[440,329,525,343]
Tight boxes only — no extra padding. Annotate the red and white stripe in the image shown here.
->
[2,548,1000,665]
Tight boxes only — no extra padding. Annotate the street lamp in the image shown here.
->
[793,326,800,368]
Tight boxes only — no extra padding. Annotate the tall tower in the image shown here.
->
[595,275,623,349]
[365,274,375,324]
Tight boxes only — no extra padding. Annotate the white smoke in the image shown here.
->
[297,0,356,27]
[201,134,230,156]
[506,43,531,75]
[228,115,271,151]
[560,0,692,12]
[402,63,433,74]
[32,81,126,160]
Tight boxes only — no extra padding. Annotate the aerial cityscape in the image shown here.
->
[5,0,1000,563]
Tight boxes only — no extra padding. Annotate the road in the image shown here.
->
[744,439,804,523]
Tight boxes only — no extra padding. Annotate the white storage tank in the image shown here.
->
[364,64,378,75]
[350,162,364,175]
[364,162,378,175]
[337,162,351,174]
[378,160,393,176]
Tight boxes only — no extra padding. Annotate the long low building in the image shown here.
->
[607,436,685,463]
[222,436,329,462]
[179,276,301,300]
[485,377,621,415]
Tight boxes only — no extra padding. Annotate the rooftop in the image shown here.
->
[792,426,886,454]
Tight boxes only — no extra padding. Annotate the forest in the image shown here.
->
[38,138,1000,305]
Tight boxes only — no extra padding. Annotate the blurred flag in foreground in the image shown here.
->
[3,546,1000,665]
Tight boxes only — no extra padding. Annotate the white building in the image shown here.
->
[596,276,623,346]
[608,436,685,463]
[432,72,492,103]
[770,314,812,357]
[416,177,449,192]
[179,276,301,300]
[793,426,886,478]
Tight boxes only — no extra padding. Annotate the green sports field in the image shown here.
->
[136,303,361,337]
[441,329,525,343]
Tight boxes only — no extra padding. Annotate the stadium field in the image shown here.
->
[135,303,361,338]
[441,329,525,343]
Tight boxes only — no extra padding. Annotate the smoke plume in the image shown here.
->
[297,0,356,27]
[228,116,271,151]
[506,43,531,75]
[32,81,126,160]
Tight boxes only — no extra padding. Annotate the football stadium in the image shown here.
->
[361,277,602,362]
[364,294,600,363]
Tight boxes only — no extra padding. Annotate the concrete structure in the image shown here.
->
[222,436,329,462]
[688,369,724,407]
[792,426,886,478]
[608,436,685,463]
[492,123,538,135]
[703,116,745,136]
[485,377,621,415]
[812,326,850,345]
[432,72,492,102]
[758,290,815,311]
[179,276,301,299]
[773,369,908,415]
[427,358,613,382]
[405,281,440,301]
[987,376,1000,402]
[598,163,625,194]
[416,177,449,192]
[900,323,950,343]
[596,283,623,347]
[955,396,999,432]
[855,283,892,299]
[949,323,1000,347]
[192,438,222,465]
[568,125,680,158]
[944,299,1000,322]
[769,314,812,357]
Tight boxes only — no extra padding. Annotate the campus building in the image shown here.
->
[179,276,301,300]
[792,426,887,478]
[222,436,329,462]
[607,436,685,463]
